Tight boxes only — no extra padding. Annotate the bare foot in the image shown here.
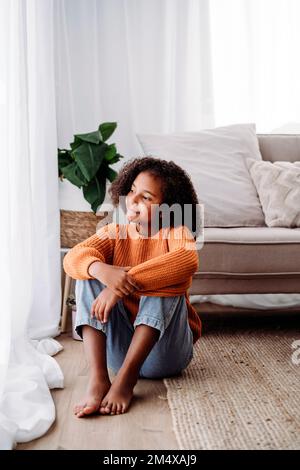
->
[74,375,111,418]
[99,370,138,415]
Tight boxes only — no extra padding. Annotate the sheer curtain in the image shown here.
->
[209,0,300,131]
[54,0,215,167]
[0,0,63,450]
[54,0,300,161]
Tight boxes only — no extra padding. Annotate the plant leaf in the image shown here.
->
[70,137,82,151]
[99,122,117,142]
[106,167,118,182]
[60,161,88,188]
[73,130,101,144]
[91,200,100,213]
[83,176,106,213]
[107,153,123,165]
[58,151,73,172]
[72,142,106,181]
[104,143,117,161]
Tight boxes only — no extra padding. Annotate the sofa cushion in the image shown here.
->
[196,227,300,276]
[136,123,265,227]
[246,159,300,228]
[257,134,300,163]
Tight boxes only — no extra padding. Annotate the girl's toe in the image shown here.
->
[101,399,108,408]
[111,403,117,414]
[83,406,93,414]
[116,404,122,414]
[105,405,112,414]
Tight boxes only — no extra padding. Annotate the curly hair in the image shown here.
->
[108,156,201,239]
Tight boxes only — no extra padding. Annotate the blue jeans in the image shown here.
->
[74,279,194,379]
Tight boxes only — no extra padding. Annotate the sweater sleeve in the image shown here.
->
[128,225,199,295]
[63,223,116,280]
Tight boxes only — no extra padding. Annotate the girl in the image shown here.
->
[63,156,202,418]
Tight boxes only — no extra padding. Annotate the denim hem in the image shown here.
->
[133,315,164,342]
[75,317,107,337]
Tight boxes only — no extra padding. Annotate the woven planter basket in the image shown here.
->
[60,209,111,248]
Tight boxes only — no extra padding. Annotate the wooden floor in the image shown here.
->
[16,315,178,450]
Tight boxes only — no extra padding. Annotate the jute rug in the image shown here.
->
[163,314,300,450]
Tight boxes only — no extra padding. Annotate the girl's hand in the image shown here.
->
[97,264,141,297]
[91,287,121,324]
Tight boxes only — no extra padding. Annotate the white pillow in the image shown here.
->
[136,123,265,227]
[246,159,300,227]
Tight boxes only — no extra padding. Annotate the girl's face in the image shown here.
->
[125,171,163,228]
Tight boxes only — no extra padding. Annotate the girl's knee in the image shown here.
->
[139,340,193,379]
[138,294,185,319]
[140,294,184,305]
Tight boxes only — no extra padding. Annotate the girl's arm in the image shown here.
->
[63,223,116,280]
[133,279,193,297]
[127,225,199,295]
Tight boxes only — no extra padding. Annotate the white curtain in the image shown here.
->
[54,0,300,160]
[54,0,215,168]
[210,0,300,132]
[0,0,63,450]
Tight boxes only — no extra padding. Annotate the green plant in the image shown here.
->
[58,122,123,213]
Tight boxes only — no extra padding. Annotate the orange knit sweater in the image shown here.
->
[63,222,202,344]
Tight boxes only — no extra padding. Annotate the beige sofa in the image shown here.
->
[189,134,300,312]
